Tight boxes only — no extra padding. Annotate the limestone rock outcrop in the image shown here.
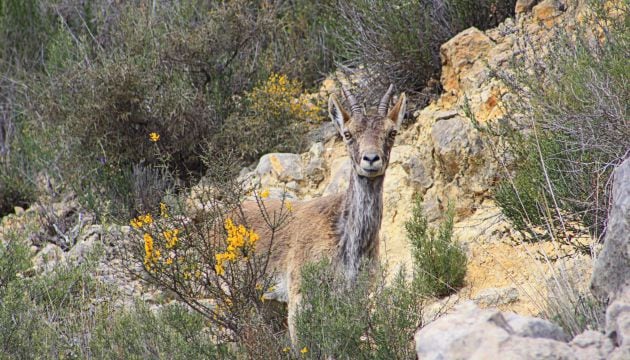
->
[415,155,630,359]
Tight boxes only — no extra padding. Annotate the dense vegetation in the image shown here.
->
[0,0,514,219]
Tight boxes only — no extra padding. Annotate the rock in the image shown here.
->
[309,142,325,158]
[605,289,630,349]
[255,153,304,183]
[440,27,494,95]
[504,312,568,341]
[608,346,630,360]
[307,122,338,144]
[431,116,474,180]
[405,156,433,190]
[415,302,577,360]
[569,331,615,360]
[67,225,102,263]
[474,286,520,307]
[391,145,434,190]
[33,243,65,272]
[516,0,538,14]
[533,0,563,26]
[305,158,326,185]
[323,157,351,196]
[591,157,630,302]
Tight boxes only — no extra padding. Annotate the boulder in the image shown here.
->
[440,27,494,96]
[591,158,630,302]
[255,153,304,183]
[431,116,481,181]
[414,302,577,360]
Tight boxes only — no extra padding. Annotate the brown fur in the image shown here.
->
[240,88,407,342]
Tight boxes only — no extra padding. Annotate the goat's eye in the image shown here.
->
[343,131,353,140]
[389,130,398,139]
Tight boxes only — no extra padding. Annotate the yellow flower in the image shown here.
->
[285,201,293,212]
[130,218,143,229]
[255,283,263,291]
[149,132,160,142]
[141,213,153,225]
[260,189,270,199]
[165,258,173,265]
[300,346,308,354]
[249,230,259,245]
[215,263,225,276]
[282,347,290,353]
[163,229,180,249]
[143,233,154,267]
[160,202,168,218]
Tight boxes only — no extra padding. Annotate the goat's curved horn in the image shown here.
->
[378,84,394,116]
[341,86,361,116]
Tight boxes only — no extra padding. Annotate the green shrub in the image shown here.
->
[296,261,421,359]
[0,236,225,359]
[333,0,516,96]
[405,197,467,298]
[494,1,628,241]
[215,73,324,163]
[0,0,54,69]
[10,0,333,218]
[90,302,225,359]
[0,234,31,293]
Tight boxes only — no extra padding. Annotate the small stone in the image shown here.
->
[474,286,519,307]
[533,0,562,23]
[515,0,538,14]
[305,158,326,185]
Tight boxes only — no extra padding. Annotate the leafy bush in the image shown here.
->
[2,0,335,218]
[0,234,224,359]
[121,162,293,357]
[494,1,628,242]
[405,197,467,297]
[296,261,421,359]
[215,73,324,163]
[294,196,465,358]
[0,0,54,70]
[0,234,31,293]
[90,302,225,359]
[334,0,516,97]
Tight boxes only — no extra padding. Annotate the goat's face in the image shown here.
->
[328,86,407,178]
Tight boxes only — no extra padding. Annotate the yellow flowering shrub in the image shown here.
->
[247,73,323,123]
[123,186,293,352]
[217,73,324,163]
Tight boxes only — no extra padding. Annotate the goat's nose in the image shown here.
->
[363,153,381,165]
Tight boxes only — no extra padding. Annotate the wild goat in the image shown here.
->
[242,85,406,341]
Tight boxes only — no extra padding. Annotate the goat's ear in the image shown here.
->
[387,93,407,130]
[328,94,350,133]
